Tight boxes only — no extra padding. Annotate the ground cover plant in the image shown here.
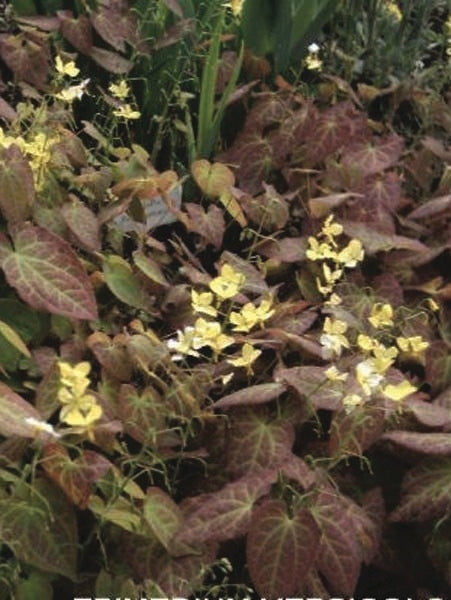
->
[0,0,450,598]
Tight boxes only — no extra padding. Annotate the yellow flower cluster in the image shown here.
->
[58,361,102,428]
[167,263,273,373]
[54,55,90,104]
[306,214,364,301]
[108,79,141,120]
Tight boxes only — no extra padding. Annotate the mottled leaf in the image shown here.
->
[0,478,77,579]
[257,236,308,263]
[247,499,321,597]
[329,401,386,458]
[62,195,100,252]
[1,224,97,319]
[175,470,277,544]
[0,145,34,223]
[118,384,168,445]
[390,458,451,522]
[314,486,375,595]
[42,443,112,508]
[343,134,403,176]
[214,382,286,409]
[381,431,451,456]
[280,454,318,489]
[225,406,294,477]
[184,202,225,248]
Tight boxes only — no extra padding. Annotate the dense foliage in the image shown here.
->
[0,0,450,598]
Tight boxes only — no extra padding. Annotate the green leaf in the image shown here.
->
[143,488,183,553]
[225,406,294,478]
[102,254,149,310]
[133,250,169,287]
[191,159,235,197]
[390,458,451,522]
[1,224,97,320]
[175,470,277,545]
[0,479,77,580]
[0,319,30,358]
[15,571,53,600]
[247,499,321,597]
[89,494,142,534]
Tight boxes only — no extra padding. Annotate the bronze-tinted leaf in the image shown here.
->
[57,11,93,54]
[214,382,286,409]
[184,203,225,249]
[88,46,133,73]
[90,0,139,52]
[0,31,51,88]
[0,145,34,224]
[62,195,100,252]
[1,224,97,320]
[191,159,235,198]
[0,382,44,438]
[87,332,133,382]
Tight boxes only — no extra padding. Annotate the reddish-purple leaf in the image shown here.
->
[1,224,97,320]
[57,11,93,54]
[276,366,343,410]
[0,31,51,88]
[87,332,133,382]
[221,250,269,295]
[381,431,451,456]
[406,398,451,429]
[225,406,294,477]
[184,203,225,249]
[88,46,133,73]
[425,341,451,395]
[0,96,17,121]
[0,382,44,438]
[314,486,375,595]
[62,195,100,252]
[247,499,321,597]
[0,145,34,223]
[341,220,428,255]
[408,194,451,221]
[214,382,286,409]
[390,458,451,522]
[241,183,289,230]
[257,236,308,262]
[343,134,403,176]
[90,0,139,52]
[117,384,170,446]
[329,401,386,457]
[280,454,317,490]
[175,470,277,545]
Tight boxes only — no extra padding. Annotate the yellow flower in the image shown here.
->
[223,0,244,17]
[320,317,350,357]
[166,326,200,360]
[356,360,384,396]
[342,393,363,410]
[426,298,440,312]
[368,303,394,329]
[55,55,80,77]
[209,263,245,300]
[191,290,217,317]
[371,344,398,373]
[192,318,234,355]
[337,239,364,268]
[58,361,91,396]
[357,334,376,353]
[384,1,402,21]
[306,237,337,262]
[109,80,130,100]
[325,293,342,306]
[229,296,274,332]
[60,393,103,427]
[396,336,429,355]
[55,80,89,103]
[305,54,323,71]
[227,343,261,373]
[321,215,343,240]
[316,263,343,296]
[113,104,141,120]
[325,365,348,382]
[383,380,417,402]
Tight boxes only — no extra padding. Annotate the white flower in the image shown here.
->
[24,417,61,438]
[308,43,320,54]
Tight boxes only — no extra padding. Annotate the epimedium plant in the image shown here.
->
[0,2,450,600]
